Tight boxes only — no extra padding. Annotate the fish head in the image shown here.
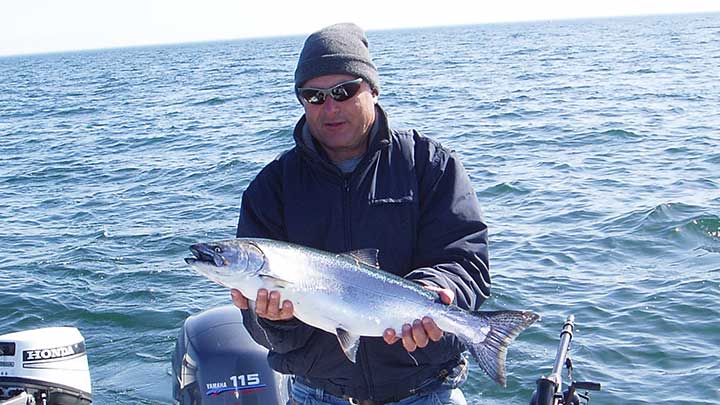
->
[184,239,266,287]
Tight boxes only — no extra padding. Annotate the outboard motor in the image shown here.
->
[172,305,290,404]
[0,327,92,405]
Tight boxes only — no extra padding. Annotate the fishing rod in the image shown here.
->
[530,315,601,405]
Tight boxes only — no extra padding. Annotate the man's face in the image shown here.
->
[300,74,377,163]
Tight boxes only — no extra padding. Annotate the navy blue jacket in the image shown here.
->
[236,105,489,401]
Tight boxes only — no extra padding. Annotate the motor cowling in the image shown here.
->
[0,327,92,405]
[172,305,290,404]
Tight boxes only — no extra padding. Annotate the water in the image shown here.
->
[1,13,719,404]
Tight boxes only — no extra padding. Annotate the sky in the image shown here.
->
[2,0,720,57]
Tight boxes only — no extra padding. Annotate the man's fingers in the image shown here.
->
[401,324,417,352]
[280,300,294,320]
[254,289,294,321]
[383,328,400,345]
[255,289,269,316]
[266,291,282,319]
[423,285,454,305]
[384,318,442,349]
[423,317,443,342]
[412,319,430,348]
[230,289,248,310]
[255,288,270,319]
[439,290,454,305]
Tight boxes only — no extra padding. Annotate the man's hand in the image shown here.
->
[383,286,455,352]
[231,288,295,321]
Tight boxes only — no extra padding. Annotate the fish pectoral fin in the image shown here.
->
[335,327,361,363]
[258,274,291,289]
[345,248,380,268]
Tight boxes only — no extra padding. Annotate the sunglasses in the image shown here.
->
[297,78,364,105]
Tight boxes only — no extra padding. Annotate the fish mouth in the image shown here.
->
[185,243,224,267]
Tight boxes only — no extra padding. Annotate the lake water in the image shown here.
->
[1,13,719,404]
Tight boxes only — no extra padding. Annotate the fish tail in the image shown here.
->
[461,310,539,387]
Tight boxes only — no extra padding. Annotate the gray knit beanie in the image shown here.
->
[294,23,380,93]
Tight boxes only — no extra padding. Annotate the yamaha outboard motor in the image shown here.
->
[0,327,92,405]
[172,305,290,404]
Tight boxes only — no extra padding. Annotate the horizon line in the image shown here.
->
[1,10,717,59]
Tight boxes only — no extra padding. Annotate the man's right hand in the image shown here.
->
[231,288,295,321]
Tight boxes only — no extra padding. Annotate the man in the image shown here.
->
[231,23,489,405]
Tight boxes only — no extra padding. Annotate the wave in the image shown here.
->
[485,112,523,120]
[676,215,720,252]
[599,203,720,253]
[507,47,542,56]
[626,68,657,74]
[565,128,643,146]
[481,181,531,197]
[196,83,236,91]
[191,96,231,106]
[515,72,556,80]
[705,153,720,164]
[47,106,99,117]
[597,129,642,139]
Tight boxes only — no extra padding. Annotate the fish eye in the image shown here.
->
[213,246,222,253]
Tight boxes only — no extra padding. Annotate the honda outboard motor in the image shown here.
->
[0,327,92,405]
[172,305,290,404]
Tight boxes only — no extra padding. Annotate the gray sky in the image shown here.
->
[3,0,720,57]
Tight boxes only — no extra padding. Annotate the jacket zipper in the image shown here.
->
[342,177,352,250]
[360,338,375,399]
[341,175,376,398]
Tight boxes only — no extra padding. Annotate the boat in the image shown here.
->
[1,306,289,404]
[171,305,290,404]
[0,327,92,405]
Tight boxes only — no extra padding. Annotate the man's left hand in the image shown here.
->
[382,286,454,352]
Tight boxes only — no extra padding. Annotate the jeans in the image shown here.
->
[289,379,466,405]
[288,356,468,405]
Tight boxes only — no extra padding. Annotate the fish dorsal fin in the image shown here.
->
[335,327,361,363]
[345,249,379,268]
[259,274,291,289]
